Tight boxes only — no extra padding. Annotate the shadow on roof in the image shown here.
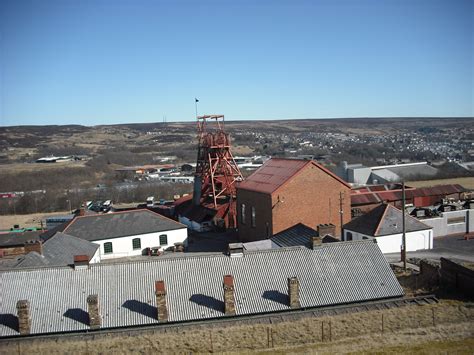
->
[122,300,156,320]
[189,294,224,313]
[262,290,289,306]
[0,314,18,332]
[63,308,89,326]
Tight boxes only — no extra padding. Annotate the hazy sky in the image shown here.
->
[0,0,472,126]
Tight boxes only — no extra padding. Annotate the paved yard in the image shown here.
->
[385,234,474,263]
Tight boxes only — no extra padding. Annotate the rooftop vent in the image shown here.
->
[228,243,244,257]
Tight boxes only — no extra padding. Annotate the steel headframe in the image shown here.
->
[194,114,243,226]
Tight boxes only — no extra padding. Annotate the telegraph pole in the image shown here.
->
[339,191,344,239]
[402,182,407,271]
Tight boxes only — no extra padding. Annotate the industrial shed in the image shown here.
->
[0,240,403,337]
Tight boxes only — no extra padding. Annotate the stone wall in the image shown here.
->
[440,258,474,298]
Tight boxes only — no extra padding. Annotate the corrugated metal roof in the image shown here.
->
[350,184,467,206]
[237,158,350,195]
[0,241,403,337]
[63,209,186,241]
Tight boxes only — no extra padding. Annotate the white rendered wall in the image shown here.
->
[90,247,101,264]
[93,228,188,260]
[344,229,433,254]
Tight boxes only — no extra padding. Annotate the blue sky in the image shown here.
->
[0,0,472,126]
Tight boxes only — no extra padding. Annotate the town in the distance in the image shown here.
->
[0,116,473,352]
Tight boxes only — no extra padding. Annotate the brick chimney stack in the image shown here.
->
[16,300,31,335]
[87,294,101,329]
[317,223,336,238]
[155,280,168,322]
[73,255,90,270]
[311,236,322,249]
[223,275,236,316]
[287,277,301,308]
[24,240,43,255]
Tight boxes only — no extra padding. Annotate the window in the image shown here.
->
[447,216,465,224]
[159,234,168,246]
[132,238,141,250]
[241,204,246,224]
[251,206,256,228]
[346,232,353,241]
[104,242,113,254]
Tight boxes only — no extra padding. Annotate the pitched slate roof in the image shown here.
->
[0,240,403,337]
[63,209,186,241]
[271,223,317,248]
[344,204,432,237]
[243,224,338,250]
[12,233,99,269]
[237,158,350,195]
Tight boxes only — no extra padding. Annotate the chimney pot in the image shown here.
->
[16,300,31,335]
[155,280,168,322]
[287,277,301,309]
[87,294,101,329]
[223,275,236,315]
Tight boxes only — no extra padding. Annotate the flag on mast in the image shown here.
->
[195,98,199,102]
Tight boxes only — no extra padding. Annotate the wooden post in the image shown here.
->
[329,320,332,342]
[267,327,270,348]
[382,314,384,333]
[209,331,214,352]
[321,321,324,342]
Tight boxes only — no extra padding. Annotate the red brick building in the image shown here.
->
[236,159,351,242]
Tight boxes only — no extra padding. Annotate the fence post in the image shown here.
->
[209,331,214,352]
[329,320,332,342]
[382,314,384,334]
[267,327,270,348]
[321,321,324,342]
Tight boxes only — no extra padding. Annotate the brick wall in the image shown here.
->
[271,164,351,237]
[237,190,272,242]
[0,246,26,257]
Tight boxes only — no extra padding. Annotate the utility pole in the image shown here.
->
[339,191,344,239]
[402,181,407,271]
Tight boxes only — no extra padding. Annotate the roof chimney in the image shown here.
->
[24,240,43,255]
[311,236,322,249]
[288,277,301,309]
[16,300,31,335]
[73,255,89,270]
[87,294,101,330]
[155,280,168,322]
[317,223,336,238]
[228,243,244,257]
[223,275,236,315]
